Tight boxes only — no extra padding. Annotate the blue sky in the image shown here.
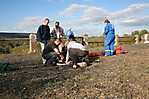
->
[0,0,149,36]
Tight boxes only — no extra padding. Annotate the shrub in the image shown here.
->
[0,46,10,54]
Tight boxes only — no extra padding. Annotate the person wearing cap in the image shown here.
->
[51,21,64,53]
[51,21,64,39]
[104,19,115,56]
[65,35,88,68]
[65,28,74,40]
[64,28,74,46]
[37,18,51,64]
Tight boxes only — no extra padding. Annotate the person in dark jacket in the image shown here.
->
[37,18,51,64]
[42,39,64,65]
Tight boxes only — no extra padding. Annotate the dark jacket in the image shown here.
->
[42,42,58,60]
[37,25,51,42]
[51,26,64,38]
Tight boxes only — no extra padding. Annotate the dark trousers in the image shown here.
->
[69,48,88,65]
[43,52,58,65]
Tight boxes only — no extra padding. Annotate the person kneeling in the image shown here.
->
[42,39,64,65]
[65,35,88,68]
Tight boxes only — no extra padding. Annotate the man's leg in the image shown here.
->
[58,42,64,53]
[40,42,46,64]
[44,52,58,65]
[104,42,111,56]
[104,34,115,56]
[69,49,88,68]
[109,35,115,56]
[69,49,79,68]
[110,39,115,56]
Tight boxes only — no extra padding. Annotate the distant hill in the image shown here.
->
[0,32,33,39]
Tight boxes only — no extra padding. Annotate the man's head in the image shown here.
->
[55,21,60,28]
[104,19,110,23]
[43,18,49,25]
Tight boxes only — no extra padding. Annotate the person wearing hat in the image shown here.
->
[37,18,51,64]
[65,28,74,40]
[104,19,115,56]
[64,28,74,46]
[51,21,64,53]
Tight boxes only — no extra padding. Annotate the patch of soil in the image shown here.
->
[0,44,149,99]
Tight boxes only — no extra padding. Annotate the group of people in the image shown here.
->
[37,18,89,68]
[36,18,115,68]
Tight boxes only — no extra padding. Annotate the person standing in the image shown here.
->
[51,21,64,39]
[51,21,64,53]
[37,18,51,64]
[104,19,115,56]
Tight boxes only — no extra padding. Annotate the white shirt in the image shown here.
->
[67,41,86,51]
[66,41,86,63]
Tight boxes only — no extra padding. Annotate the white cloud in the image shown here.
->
[60,4,108,24]
[120,16,149,26]
[10,3,149,35]
[60,4,87,16]
[81,6,108,23]
[83,6,107,17]
[60,3,149,21]
[110,4,149,20]
[59,3,149,35]
[16,16,42,30]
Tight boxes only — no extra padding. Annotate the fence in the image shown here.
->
[0,36,134,54]
[0,36,133,47]
[87,37,133,47]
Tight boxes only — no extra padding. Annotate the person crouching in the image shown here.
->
[65,35,88,68]
[42,39,64,65]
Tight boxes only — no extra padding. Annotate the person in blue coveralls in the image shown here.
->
[104,19,115,56]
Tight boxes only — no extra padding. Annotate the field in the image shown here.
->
[0,43,149,99]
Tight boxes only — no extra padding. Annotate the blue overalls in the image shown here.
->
[104,23,115,56]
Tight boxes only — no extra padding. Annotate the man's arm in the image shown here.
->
[53,48,64,60]
[104,25,109,35]
[65,43,70,63]
[65,49,69,63]
[37,26,42,42]
[47,26,51,40]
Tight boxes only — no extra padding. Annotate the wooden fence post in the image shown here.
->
[134,35,139,44]
[144,34,149,44]
[28,33,37,54]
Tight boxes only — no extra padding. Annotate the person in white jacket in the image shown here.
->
[65,35,88,68]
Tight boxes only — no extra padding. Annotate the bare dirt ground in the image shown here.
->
[0,44,149,99]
